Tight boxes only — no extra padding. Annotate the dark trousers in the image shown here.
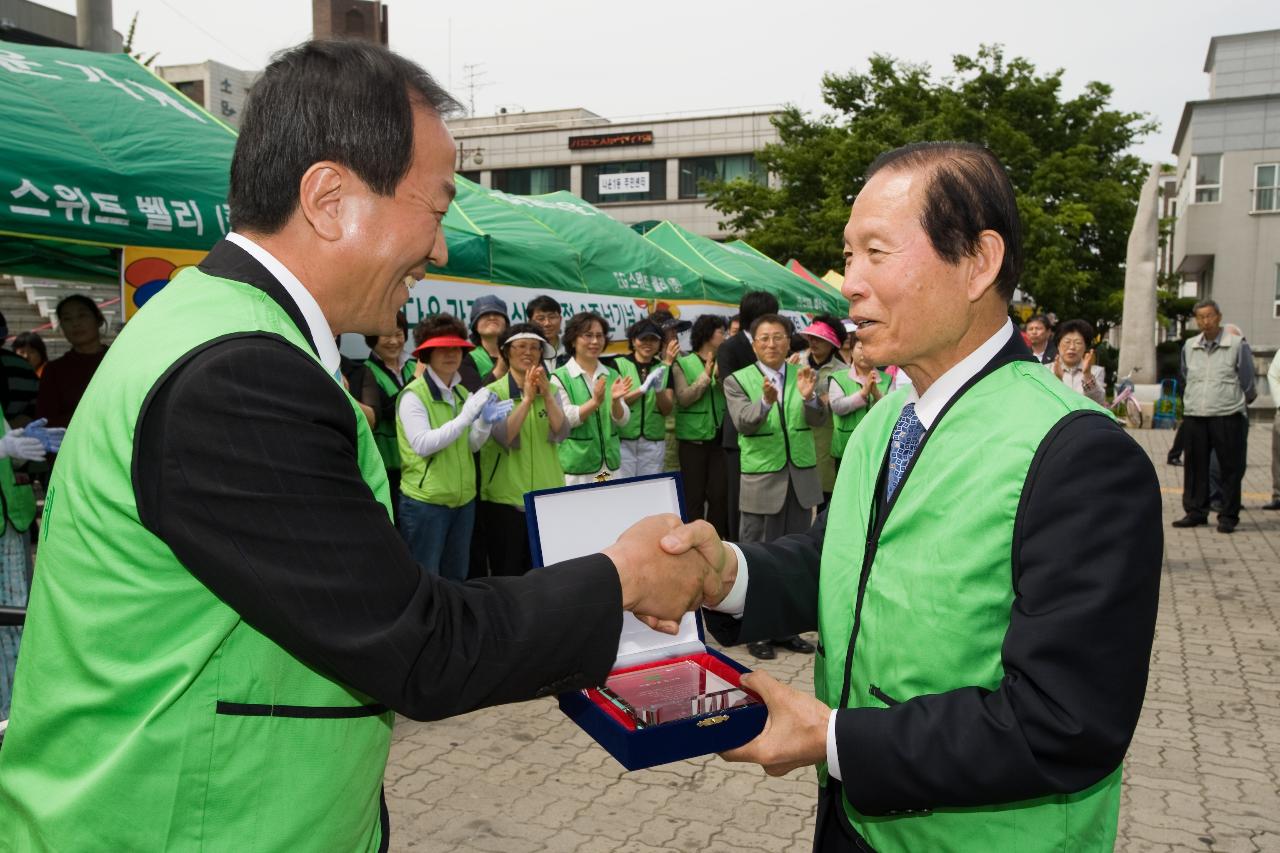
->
[725,448,741,540]
[678,440,729,538]
[477,500,533,577]
[1182,414,1248,523]
[386,469,402,529]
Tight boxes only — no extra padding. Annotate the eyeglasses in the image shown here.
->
[579,333,606,341]
[755,334,789,345]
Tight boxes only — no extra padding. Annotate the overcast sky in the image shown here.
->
[41,0,1277,164]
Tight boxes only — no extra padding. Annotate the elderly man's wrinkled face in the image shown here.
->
[751,321,790,370]
[841,169,977,371]
[1025,320,1048,348]
[1194,305,1222,340]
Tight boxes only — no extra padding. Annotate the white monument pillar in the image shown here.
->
[1118,163,1161,384]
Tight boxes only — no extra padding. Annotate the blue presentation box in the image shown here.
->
[526,473,767,771]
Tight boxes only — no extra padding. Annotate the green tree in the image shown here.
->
[123,13,160,68]
[706,46,1156,330]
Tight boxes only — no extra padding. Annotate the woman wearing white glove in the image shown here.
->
[395,315,506,580]
[1,418,43,719]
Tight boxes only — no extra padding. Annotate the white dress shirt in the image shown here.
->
[710,319,1016,781]
[398,366,492,458]
[226,232,341,378]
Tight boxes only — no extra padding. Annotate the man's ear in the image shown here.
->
[297,162,346,242]
[966,229,1005,303]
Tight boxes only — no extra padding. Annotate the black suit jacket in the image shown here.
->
[133,240,623,721]
[716,332,757,450]
[706,330,1162,845]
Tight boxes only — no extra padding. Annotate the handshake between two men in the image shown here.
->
[598,513,833,778]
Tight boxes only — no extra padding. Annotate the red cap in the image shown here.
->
[412,335,475,355]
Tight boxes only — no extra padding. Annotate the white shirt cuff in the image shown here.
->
[707,542,749,618]
[827,709,842,781]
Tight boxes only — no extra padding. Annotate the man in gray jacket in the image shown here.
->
[1173,300,1255,533]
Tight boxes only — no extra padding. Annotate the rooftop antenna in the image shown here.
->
[460,63,492,117]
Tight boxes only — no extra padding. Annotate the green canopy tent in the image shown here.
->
[415,179,743,333]
[641,221,844,315]
[0,41,237,283]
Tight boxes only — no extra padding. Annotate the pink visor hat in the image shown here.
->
[799,321,842,349]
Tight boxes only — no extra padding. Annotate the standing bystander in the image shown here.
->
[1264,348,1280,511]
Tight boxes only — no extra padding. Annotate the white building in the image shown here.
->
[447,106,782,239]
[157,60,258,129]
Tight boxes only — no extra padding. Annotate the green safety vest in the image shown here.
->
[615,357,667,441]
[0,268,394,852]
[829,370,894,460]
[0,421,35,533]
[469,346,495,378]
[364,357,415,470]
[397,376,476,508]
[673,353,724,441]
[478,374,565,507]
[816,361,1121,852]
[730,363,817,474]
[553,364,622,475]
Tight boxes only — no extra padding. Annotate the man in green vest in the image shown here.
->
[0,40,724,852]
[657,141,1163,852]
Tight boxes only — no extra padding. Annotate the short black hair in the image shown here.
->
[526,295,563,317]
[13,331,47,364]
[229,40,462,234]
[810,313,849,346]
[498,322,549,358]
[562,311,610,357]
[55,294,105,327]
[364,310,408,350]
[865,142,1023,302]
[690,314,726,353]
[413,313,467,349]
[1055,319,1095,346]
[750,313,790,336]
[1025,313,1051,330]
[738,291,779,329]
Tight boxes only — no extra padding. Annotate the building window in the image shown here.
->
[490,166,570,195]
[1253,163,1279,213]
[458,170,481,184]
[581,161,666,203]
[678,154,764,199]
[1193,154,1221,203]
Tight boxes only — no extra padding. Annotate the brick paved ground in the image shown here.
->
[385,427,1280,852]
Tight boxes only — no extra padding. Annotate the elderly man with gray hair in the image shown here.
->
[1172,301,1256,533]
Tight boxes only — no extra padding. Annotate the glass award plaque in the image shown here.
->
[596,661,761,728]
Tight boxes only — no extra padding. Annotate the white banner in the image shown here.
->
[598,172,650,195]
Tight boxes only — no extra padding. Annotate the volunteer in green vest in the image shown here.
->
[356,310,415,525]
[616,318,676,478]
[723,312,826,661]
[477,323,567,577]
[0,42,725,852]
[828,333,897,476]
[673,313,728,536]
[397,314,512,580]
[460,294,509,391]
[550,311,633,485]
[659,141,1163,852]
[0,417,60,719]
[796,315,849,509]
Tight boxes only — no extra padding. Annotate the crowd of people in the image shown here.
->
[0,296,111,718]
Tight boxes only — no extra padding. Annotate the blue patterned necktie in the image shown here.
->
[886,403,926,500]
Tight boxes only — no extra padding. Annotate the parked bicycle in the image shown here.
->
[1109,371,1144,429]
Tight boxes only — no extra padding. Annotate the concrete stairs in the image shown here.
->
[0,275,120,360]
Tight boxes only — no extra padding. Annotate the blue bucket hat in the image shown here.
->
[469,295,509,331]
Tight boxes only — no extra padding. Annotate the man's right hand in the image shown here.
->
[602,515,732,633]
[761,380,779,406]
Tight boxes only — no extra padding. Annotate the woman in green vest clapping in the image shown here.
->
[673,314,729,536]
[477,323,568,576]
[357,311,415,525]
[550,311,633,485]
[829,332,898,476]
[397,315,513,580]
[616,318,676,478]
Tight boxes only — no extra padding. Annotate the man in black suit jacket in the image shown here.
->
[0,41,720,851]
[660,143,1162,852]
